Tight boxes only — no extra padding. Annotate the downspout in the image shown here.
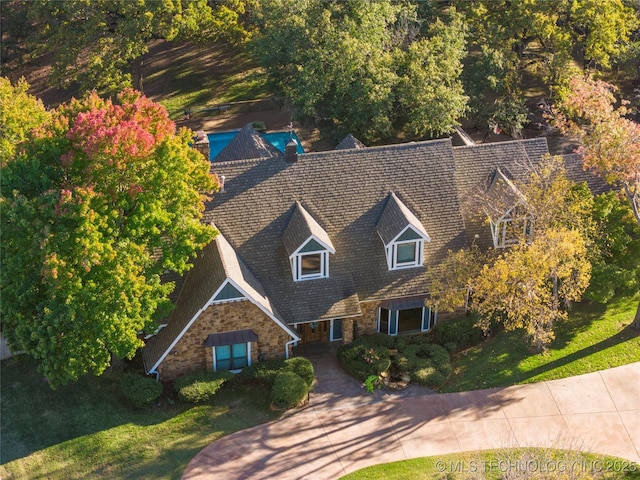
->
[285,338,298,359]
[148,370,160,381]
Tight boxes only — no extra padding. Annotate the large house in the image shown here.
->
[142,125,602,381]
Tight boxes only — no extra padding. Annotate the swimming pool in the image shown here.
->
[207,130,305,161]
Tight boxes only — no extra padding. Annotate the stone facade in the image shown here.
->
[157,299,293,381]
[356,301,381,337]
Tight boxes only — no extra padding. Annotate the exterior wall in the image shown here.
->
[357,301,381,336]
[157,299,293,381]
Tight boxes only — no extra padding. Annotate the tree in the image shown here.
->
[15,0,252,94]
[586,192,640,303]
[0,77,49,162]
[1,87,218,386]
[457,0,638,131]
[441,156,594,350]
[251,0,467,143]
[555,74,640,326]
[474,227,591,351]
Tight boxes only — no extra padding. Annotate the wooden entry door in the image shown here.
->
[302,322,323,343]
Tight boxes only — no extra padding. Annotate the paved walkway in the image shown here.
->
[182,359,640,479]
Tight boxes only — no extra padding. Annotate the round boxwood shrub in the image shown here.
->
[121,373,163,408]
[271,371,308,409]
[337,342,391,381]
[174,370,233,403]
[284,357,314,388]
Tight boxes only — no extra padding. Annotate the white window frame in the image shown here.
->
[290,236,334,282]
[376,306,437,335]
[492,206,533,249]
[385,226,425,270]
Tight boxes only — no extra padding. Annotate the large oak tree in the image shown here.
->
[1,84,218,386]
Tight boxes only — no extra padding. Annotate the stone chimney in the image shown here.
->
[193,130,210,160]
[285,137,298,163]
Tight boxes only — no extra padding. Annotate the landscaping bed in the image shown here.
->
[337,333,452,390]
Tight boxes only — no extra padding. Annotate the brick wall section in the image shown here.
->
[157,300,293,381]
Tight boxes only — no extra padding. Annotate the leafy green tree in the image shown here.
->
[586,192,640,303]
[251,0,467,142]
[555,75,640,326]
[397,14,468,137]
[0,77,49,162]
[17,0,252,93]
[457,0,637,131]
[1,89,218,386]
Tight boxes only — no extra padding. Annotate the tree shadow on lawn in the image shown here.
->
[0,355,275,465]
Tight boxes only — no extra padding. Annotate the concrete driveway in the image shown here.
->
[182,360,640,479]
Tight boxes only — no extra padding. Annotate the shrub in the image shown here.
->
[174,370,233,403]
[271,371,308,409]
[337,343,391,381]
[434,315,484,352]
[405,343,452,388]
[121,373,163,408]
[355,333,395,349]
[284,357,314,388]
[236,358,286,386]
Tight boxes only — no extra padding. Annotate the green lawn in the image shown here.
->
[441,295,640,392]
[340,449,640,480]
[0,357,278,479]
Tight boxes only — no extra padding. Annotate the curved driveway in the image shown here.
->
[182,359,640,479]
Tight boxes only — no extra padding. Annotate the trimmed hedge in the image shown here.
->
[235,358,287,386]
[174,370,233,403]
[121,373,163,408]
[284,357,314,388]
[271,371,308,409]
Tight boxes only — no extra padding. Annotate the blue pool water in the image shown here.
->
[208,130,304,161]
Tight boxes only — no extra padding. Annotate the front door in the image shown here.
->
[302,322,323,343]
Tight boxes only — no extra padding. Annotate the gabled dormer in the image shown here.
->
[485,168,533,248]
[376,193,431,270]
[283,202,335,281]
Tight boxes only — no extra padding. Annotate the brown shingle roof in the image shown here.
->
[376,192,431,245]
[335,134,366,150]
[213,124,281,162]
[282,201,335,256]
[206,138,468,322]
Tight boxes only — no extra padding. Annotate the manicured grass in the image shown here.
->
[441,295,640,392]
[0,356,278,479]
[340,449,640,479]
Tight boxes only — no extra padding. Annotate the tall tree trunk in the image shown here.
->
[633,299,640,330]
[132,57,144,93]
